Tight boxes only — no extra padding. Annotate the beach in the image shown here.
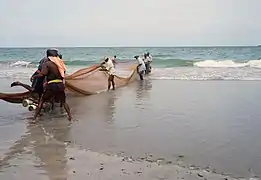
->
[1,47,261,179]
[1,79,261,179]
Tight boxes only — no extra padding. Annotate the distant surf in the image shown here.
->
[1,46,261,81]
[1,59,261,69]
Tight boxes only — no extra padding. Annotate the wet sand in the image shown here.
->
[0,119,248,180]
[1,79,261,179]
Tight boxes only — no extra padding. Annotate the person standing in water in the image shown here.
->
[134,55,146,80]
[143,53,151,75]
[11,50,60,102]
[111,55,117,65]
[31,49,72,121]
[147,52,152,73]
[30,56,49,98]
[100,57,116,91]
[30,49,63,93]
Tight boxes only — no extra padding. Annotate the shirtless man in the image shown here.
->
[10,53,53,102]
[31,49,72,121]
[11,50,63,104]
[100,57,116,90]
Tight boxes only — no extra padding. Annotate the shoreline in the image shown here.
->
[1,80,261,179]
[56,142,252,180]
[0,126,252,180]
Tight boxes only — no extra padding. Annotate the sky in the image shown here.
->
[0,0,261,47]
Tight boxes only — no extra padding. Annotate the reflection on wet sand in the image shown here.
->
[136,80,153,99]
[67,91,118,123]
[103,92,117,123]
[0,117,71,180]
[135,80,153,108]
[0,81,153,179]
[32,119,71,179]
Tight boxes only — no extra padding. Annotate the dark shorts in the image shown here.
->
[108,74,115,81]
[32,77,45,94]
[41,82,66,103]
[138,70,144,80]
[145,62,150,74]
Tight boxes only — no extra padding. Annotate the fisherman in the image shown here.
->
[147,52,152,73]
[143,53,150,75]
[31,49,63,95]
[29,56,48,98]
[111,55,117,65]
[10,50,62,101]
[134,55,146,80]
[100,57,116,91]
[31,49,72,121]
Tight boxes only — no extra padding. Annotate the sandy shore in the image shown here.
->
[0,131,252,180]
[1,80,261,179]
[63,145,250,180]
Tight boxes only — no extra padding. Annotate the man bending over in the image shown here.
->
[31,49,72,121]
[134,55,146,80]
[100,57,116,91]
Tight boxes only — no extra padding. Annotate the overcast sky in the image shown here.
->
[0,0,260,47]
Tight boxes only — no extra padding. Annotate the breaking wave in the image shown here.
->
[1,59,261,69]
[1,59,261,81]
[194,60,261,68]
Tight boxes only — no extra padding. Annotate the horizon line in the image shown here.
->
[0,45,260,48]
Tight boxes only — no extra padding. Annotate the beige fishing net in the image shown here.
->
[0,63,138,103]
[65,63,138,95]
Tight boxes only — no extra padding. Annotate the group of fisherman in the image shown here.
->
[99,52,152,92]
[135,52,153,80]
[13,49,152,122]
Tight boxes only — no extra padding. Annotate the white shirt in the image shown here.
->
[148,54,152,62]
[137,57,146,72]
[103,58,116,75]
[143,57,148,63]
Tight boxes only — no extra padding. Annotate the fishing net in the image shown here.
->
[65,63,138,95]
[0,63,138,103]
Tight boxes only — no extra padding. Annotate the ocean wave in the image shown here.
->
[193,60,261,68]
[1,66,261,81]
[1,59,261,69]
[149,66,261,81]
[0,59,130,68]
[0,61,35,68]
[0,60,95,68]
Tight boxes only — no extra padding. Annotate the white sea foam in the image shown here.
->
[194,60,261,68]
[10,61,32,67]
[150,66,261,81]
[2,60,261,81]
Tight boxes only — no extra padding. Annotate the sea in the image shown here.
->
[0,46,261,80]
[1,46,261,179]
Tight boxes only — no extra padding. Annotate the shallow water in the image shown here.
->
[1,79,261,178]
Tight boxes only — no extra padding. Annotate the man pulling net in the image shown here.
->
[99,57,116,91]
[31,49,72,122]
